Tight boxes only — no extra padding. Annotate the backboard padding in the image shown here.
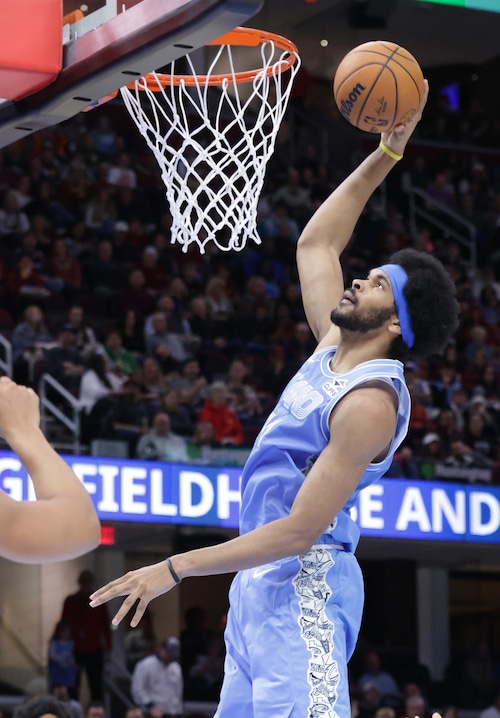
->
[0,0,262,149]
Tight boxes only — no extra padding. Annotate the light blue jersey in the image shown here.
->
[240,345,410,550]
[215,346,410,718]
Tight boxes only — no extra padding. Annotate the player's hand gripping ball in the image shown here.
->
[334,40,425,134]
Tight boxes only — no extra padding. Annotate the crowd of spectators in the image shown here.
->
[0,84,499,481]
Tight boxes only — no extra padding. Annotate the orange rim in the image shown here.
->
[128,26,299,90]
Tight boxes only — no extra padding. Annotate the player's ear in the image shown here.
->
[387,319,402,339]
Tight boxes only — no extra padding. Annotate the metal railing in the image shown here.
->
[0,333,12,377]
[407,185,477,273]
[38,373,83,454]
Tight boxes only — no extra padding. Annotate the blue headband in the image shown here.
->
[379,263,415,348]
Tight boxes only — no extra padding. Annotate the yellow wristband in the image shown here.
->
[379,140,403,161]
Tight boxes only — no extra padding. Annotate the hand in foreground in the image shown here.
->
[0,376,40,442]
[380,78,429,157]
[89,559,176,627]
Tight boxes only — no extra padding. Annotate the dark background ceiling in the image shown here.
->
[251,0,500,81]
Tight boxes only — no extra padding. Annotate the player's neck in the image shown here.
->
[330,333,391,373]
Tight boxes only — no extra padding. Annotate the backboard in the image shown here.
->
[0,0,262,149]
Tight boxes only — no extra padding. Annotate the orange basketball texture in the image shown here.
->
[333,41,425,134]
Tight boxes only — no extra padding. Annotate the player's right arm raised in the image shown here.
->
[0,377,101,563]
[296,81,428,345]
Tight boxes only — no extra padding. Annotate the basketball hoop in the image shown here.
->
[119,27,300,253]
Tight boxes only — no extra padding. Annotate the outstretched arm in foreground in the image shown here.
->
[297,82,429,345]
[90,384,397,626]
[0,377,101,563]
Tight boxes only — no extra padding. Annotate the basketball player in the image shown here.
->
[90,82,458,716]
[0,376,100,562]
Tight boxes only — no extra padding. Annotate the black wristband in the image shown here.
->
[166,556,181,584]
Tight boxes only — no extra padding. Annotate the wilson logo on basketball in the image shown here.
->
[339,82,366,120]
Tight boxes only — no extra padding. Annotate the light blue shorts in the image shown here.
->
[214,545,364,718]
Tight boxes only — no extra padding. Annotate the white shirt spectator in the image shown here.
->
[136,413,188,462]
[79,368,123,413]
[132,640,183,717]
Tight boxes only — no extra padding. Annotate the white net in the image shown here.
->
[120,32,300,253]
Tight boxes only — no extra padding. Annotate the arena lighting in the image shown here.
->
[418,0,500,11]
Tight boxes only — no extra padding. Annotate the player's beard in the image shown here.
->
[330,302,396,334]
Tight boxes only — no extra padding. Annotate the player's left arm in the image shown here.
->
[89,385,397,626]
[0,377,101,563]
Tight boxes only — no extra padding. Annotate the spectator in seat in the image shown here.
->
[358,651,400,704]
[110,220,139,268]
[238,275,276,324]
[170,358,209,413]
[6,253,52,314]
[0,190,31,246]
[204,276,234,327]
[103,328,139,379]
[404,695,431,718]
[139,356,168,398]
[136,412,188,462]
[14,696,71,718]
[79,352,124,444]
[11,304,54,386]
[49,238,82,304]
[119,268,156,319]
[135,246,169,297]
[187,420,220,461]
[357,683,381,718]
[223,358,264,425]
[43,324,84,392]
[88,115,117,158]
[50,685,83,718]
[107,152,137,189]
[463,401,498,460]
[260,199,300,243]
[444,438,492,471]
[108,378,158,455]
[281,280,306,322]
[145,294,200,355]
[159,387,194,437]
[65,305,101,360]
[268,302,297,346]
[435,407,462,450]
[272,167,312,227]
[257,343,294,406]
[448,386,468,433]
[145,312,189,372]
[429,363,462,411]
[188,296,231,359]
[197,381,244,446]
[463,639,496,708]
[284,320,317,374]
[131,637,183,718]
[119,308,146,355]
[84,188,117,235]
[187,635,225,702]
[48,620,77,694]
[83,239,124,298]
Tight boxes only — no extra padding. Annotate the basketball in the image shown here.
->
[333,41,425,134]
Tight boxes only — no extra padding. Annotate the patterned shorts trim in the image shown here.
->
[292,546,340,718]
